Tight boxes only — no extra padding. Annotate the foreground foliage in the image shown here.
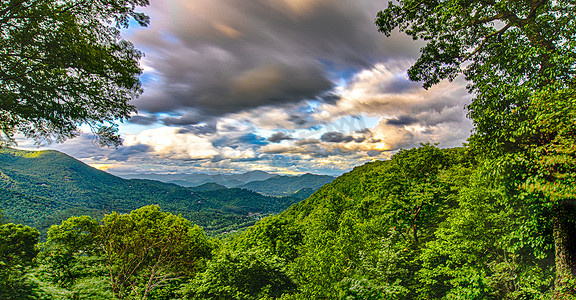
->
[0,0,149,146]
[376,0,576,297]
[38,206,215,300]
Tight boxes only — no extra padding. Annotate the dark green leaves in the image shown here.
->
[0,0,149,146]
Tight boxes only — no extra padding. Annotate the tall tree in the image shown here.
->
[0,0,149,146]
[388,143,451,245]
[376,0,576,297]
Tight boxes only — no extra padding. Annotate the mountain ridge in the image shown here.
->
[0,148,325,236]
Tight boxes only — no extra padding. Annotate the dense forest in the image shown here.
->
[1,0,576,299]
[0,143,567,299]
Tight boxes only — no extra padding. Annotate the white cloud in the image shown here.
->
[124,127,219,160]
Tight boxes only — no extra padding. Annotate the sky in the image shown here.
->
[17,0,473,176]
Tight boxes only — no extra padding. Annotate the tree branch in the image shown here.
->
[463,22,512,61]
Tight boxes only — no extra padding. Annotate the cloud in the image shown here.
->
[320,131,364,143]
[162,112,207,126]
[315,62,473,150]
[176,122,218,135]
[130,0,419,118]
[212,133,268,148]
[386,115,418,126]
[234,104,319,131]
[268,132,295,143]
[124,127,219,160]
[108,144,153,162]
[128,114,158,125]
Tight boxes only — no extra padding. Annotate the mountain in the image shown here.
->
[117,169,335,197]
[190,182,228,192]
[228,170,276,183]
[0,148,302,236]
[118,170,276,187]
[228,146,498,298]
[239,173,336,196]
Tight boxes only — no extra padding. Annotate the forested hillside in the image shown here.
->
[219,144,555,299]
[0,148,308,236]
[0,144,560,299]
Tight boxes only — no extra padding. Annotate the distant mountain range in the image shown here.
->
[240,174,335,196]
[0,148,330,236]
[118,171,335,197]
[118,170,276,188]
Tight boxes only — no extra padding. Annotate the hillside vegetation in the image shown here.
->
[220,144,555,299]
[0,144,559,299]
[0,148,311,236]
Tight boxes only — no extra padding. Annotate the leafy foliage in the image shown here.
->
[0,222,41,299]
[183,248,296,300]
[39,205,215,300]
[221,145,557,299]
[376,0,576,296]
[0,0,150,146]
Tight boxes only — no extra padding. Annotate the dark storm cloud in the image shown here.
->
[386,115,418,126]
[162,112,206,126]
[320,132,364,143]
[132,0,420,117]
[128,115,158,125]
[267,132,295,143]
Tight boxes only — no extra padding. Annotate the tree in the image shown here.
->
[376,0,576,297]
[388,143,451,245]
[184,248,297,300]
[101,205,215,299]
[0,0,150,146]
[40,215,103,292]
[41,206,215,300]
[0,223,40,299]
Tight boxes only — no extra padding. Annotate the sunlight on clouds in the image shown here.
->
[274,0,327,17]
[213,22,242,38]
[124,127,219,160]
[89,164,116,171]
[221,147,256,159]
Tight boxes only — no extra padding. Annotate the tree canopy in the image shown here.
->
[41,205,215,300]
[0,222,40,299]
[376,0,576,297]
[0,0,149,146]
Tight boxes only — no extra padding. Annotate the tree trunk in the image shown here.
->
[553,200,576,299]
